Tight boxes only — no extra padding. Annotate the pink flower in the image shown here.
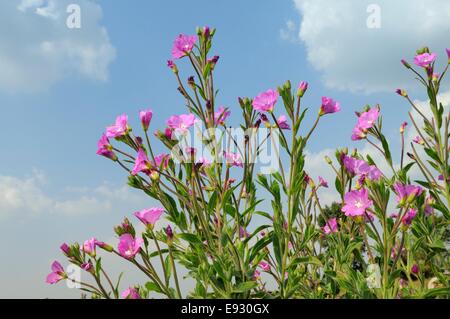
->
[402,208,417,226]
[351,125,366,141]
[318,176,328,188]
[96,134,117,161]
[46,261,66,284]
[446,48,450,59]
[118,234,144,259]
[166,114,197,135]
[342,156,382,181]
[297,81,308,97]
[394,182,423,205]
[252,269,261,280]
[276,115,290,130]
[122,287,141,299]
[81,262,93,272]
[171,34,197,59]
[81,238,100,257]
[368,166,382,181]
[343,156,370,176]
[413,52,436,68]
[322,217,338,235]
[319,96,340,115]
[131,149,151,175]
[154,153,170,169]
[223,151,243,167]
[134,207,164,226]
[239,227,249,238]
[214,106,230,125]
[357,108,379,130]
[252,89,278,112]
[258,261,271,272]
[106,114,129,138]
[341,188,373,217]
[413,135,424,145]
[197,156,212,166]
[139,109,153,131]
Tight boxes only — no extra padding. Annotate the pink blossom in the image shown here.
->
[81,262,93,272]
[223,151,243,167]
[81,238,100,257]
[357,108,379,130]
[139,109,153,131]
[343,156,370,176]
[106,114,129,138]
[413,52,436,68]
[197,156,212,166]
[171,34,197,59]
[239,227,249,238]
[154,153,170,169]
[351,125,366,141]
[166,114,197,134]
[446,48,450,60]
[276,115,290,130]
[394,182,423,205]
[368,166,382,181]
[402,208,417,226]
[322,217,338,235]
[167,60,175,69]
[134,207,164,226]
[214,106,230,125]
[341,188,373,217]
[252,89,279,112]
[252,269,261,280]
[318,176,328,188]
[319,96,340,115]
[131,149,151,175]
[46,261,66,284]
[96,134,117,161]
[122,287,141,299]
[258,261,271,272]
[413,135,424,145]
[118,234,144,259]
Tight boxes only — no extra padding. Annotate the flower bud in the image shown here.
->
[325,155,332,165]
[165,225,174,244]
[401,59,411,69]
[411,264,419,275]
[296,81,308,97]
[396,89,408,97]
[167,60,178,74]
[187,76,195,89]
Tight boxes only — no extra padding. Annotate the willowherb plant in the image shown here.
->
[47,27,450,299]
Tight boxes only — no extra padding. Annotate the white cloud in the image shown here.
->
[0,171,149,220]
[292,0,450,93]
[0,0,115,93]
[280,20,298,42]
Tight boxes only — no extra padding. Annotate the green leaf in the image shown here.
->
[232,281,257,293]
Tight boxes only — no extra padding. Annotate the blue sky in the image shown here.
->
[0,0,449,298]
